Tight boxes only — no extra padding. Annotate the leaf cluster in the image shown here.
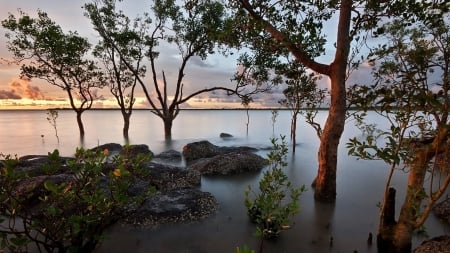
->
[244,136,306,240]
[1,10,105,111]
[0,147,153,253]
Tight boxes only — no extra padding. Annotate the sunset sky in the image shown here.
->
[0,0,374,110]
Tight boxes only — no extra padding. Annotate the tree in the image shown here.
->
[85,0,250,139]
[347,7,450,252]
[46,109,60,143]
[89,0,147,141]
[2,10,104,138]
[226,0,351,201]
[226,0,441,202]
[279,63,326,153]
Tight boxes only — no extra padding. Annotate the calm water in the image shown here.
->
[0,109,449,253]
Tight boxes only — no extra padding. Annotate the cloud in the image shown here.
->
[0,78,45,100]
[0,89,21,99]
[189,56,215,68]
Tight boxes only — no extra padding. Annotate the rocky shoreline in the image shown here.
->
[2,140,268,231]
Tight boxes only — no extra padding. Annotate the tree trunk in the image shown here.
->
[291,114,296,153]
[313,64,347,202]
[76,111,85,138]
[122,111,131,142]
[312,0,350,202]
[377,201,414,253]
[163,117,173,139]
[377,144,434,252]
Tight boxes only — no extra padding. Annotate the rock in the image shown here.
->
[12,174,76,208]
[188,152,267,175]
[434,198,450,224]
[122,188,218,229]
[182,140,221,162]
[15,155,73,176]
[147,162,201,191]
[4,144,216,230]
[220,132,233,138]
[153,149,183,165]
[90,143,123,153]
[120,144,154,157]
[413,235,450,253]
[182,140,259,163]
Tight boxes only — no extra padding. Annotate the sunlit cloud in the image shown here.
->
[0,78,45,100]
[0,89,21,99]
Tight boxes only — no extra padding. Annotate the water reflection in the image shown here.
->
[312,201,335,249]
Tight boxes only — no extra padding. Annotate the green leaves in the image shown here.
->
[0,148,153,252]
[2,10,105,133]
[245,136,306,240]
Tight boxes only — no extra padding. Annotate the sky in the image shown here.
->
[0,0,374,110]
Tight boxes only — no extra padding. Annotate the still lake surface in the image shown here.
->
[0,109,449,253]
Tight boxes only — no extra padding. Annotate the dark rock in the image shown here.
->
[120,144,154,157]
[220,132,233,138]
[182,140,259,163]
[122,188,218,229]
[147,162,201,191]
[413,235,450,253]
[89,143,123,153]
[12,174,76,207]
[189,152,267,175]
[5,143,218,230]
[182,140,221,162]
[434,198,450,224]
[14,155,73,176]
[126,178,152,197]
[153,149,183,165]
[220,145,259,154]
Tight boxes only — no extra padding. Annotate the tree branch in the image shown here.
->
[238,0,330,75]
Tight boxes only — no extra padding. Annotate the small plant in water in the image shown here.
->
[234,245,256,253]
[271,110,278,136]
[244,135,306,252]
[46,109,59,143]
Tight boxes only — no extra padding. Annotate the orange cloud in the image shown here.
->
[1,78,45,100]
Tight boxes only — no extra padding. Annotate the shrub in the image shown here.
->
[244,136,306,240]
[0,147,153,253]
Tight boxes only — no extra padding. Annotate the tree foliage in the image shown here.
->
[347,3,450,250]
[279,63,326,153]
[85,0,248,138]
[225,0,352,202]
[88,0,148,141]
[1,10,105,137]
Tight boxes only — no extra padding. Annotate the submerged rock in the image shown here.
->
[182,140,266,175]
[123,188,218,229]
[413,235,450,253]
[182,140,258,163]
[189,152,267,175]
[147,162,201,191]
[90,143,123,153]
[119,144,154,157]
[434,198,450,224]
[220,132,233,138]
[182,140,221,162]
[4,143,217,230]
[153,149,183,165]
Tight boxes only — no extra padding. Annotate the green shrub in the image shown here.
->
[0,147,153,253]
[245,136,306,240]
